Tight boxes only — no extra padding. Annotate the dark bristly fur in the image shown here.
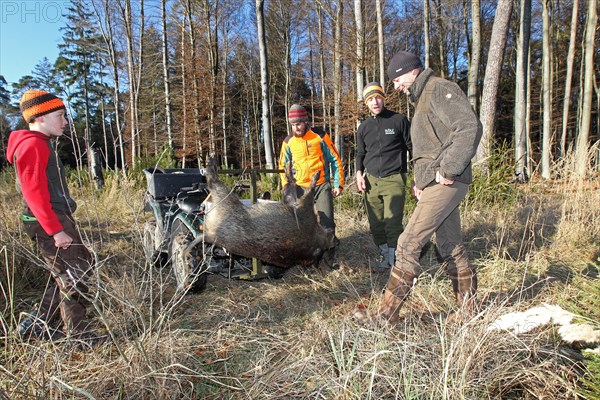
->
[202,157,334,268]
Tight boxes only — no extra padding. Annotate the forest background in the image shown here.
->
[0,0,597,180]
[0,0,599,399]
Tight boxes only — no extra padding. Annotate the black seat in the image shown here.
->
[177,190,208,213]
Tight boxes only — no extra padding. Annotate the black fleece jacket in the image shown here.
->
[355,108,411,178]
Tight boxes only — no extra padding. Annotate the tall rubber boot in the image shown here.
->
[388,246,396,266]
[354,268,415,325]
[446,245,478,319]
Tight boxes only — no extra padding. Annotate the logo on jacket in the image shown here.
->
[385,129,395,135]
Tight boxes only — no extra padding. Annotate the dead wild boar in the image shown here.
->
[202,158,334,268]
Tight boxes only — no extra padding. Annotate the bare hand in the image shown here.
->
[53,231,74,249]
[436,170,454,186]
[333,187,343,197]
[412,183,423,200]
[355,173,366,193]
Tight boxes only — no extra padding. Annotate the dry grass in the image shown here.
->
[1,156,599,399]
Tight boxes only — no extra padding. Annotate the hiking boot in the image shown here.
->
[372,244,391,273]
[18,311,65,341]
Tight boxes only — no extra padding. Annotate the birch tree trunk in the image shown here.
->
[575,0,597,177]
[161,0,174,155]
[184,0,202,165]
[354,0,364,160]
[514,0,531,182]
[467,0,480,112]
[119,0,138,169]
[541,0,552,179]
[560,0,578,159]
[333,1,343,160]
[222,19,230,168]
[423,0,430,69]
[476,0,512,171]
[317,5,329,132]
[256,0,274,169]
[203,0,218,157]
[93,0,126,172]
[136,0,144,159]
[376,0,385,85]
[433,0,446,77]
[180,14,188,167]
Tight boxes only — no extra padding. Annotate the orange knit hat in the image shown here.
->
[20,90,66,123]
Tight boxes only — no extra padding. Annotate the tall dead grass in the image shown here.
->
[1,149,599,399]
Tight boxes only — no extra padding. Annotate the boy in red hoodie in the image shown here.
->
[7,90,94,341]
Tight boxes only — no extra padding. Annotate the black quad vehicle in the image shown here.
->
[142,167,283,294]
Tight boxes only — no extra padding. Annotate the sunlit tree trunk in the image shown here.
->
[184,0,202,165]
[203,0,218,157]
[560,0,578,159]
[376,0,385,85]
[256,0,274,169]
[423,0,430,69]
[180,13,189,168]
[93,0,126,172]
[221,18,229,168]
[477,0,512,171]
[161,0,174,155]
[433,0,446,77]
[317,5,329,132]
[333,1,343,159]
[575,0,597,177]
[118,0,138,168]
[514,0,531,182]
[354,0,364,101]
[541,0,552,179]
[136,0,144,159]
[467,0,480,112]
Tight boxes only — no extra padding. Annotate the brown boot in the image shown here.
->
[354,269,415,325]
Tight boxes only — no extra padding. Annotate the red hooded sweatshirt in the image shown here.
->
[6,130,76,235]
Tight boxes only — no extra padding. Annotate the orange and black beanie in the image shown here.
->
[363,82,385,104]
[20,90,66,123]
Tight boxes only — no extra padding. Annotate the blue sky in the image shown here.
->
[0,1,67,87]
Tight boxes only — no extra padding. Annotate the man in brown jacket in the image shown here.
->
[355,51,482,324]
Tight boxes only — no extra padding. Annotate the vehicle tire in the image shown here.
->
[143,219,167,267]
[170,229,207,293]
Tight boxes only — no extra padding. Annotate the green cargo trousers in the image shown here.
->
[313,181,335,234]
[364,172,407,247]
[389,181,477,297]
[23,213,94,333]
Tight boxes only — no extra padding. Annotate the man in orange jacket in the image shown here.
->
[279,104,344,266]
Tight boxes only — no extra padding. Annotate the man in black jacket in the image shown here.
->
[355,82,411,273]
[355,52,482,324]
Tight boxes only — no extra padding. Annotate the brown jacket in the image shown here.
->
[409,69,483,189]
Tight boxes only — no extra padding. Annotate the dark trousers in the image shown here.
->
[23,213,94,332]
[364,172,407,247]
[313,182,335,234]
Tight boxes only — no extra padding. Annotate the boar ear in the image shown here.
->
[206,156,218,185]
[284,162,295,184]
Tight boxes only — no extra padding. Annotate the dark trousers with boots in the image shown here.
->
[379,182,477,320]
[23,213,94,333]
